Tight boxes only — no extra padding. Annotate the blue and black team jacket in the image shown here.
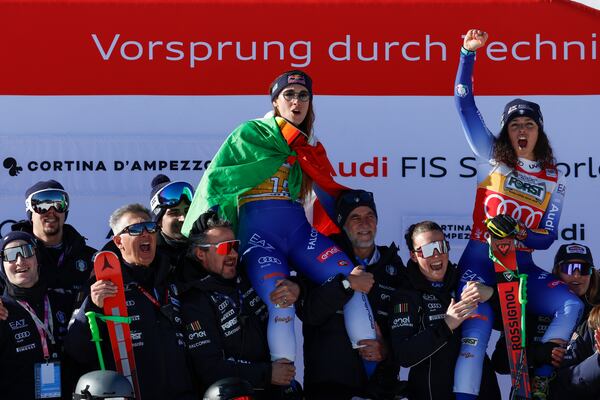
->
[552,323,600,399]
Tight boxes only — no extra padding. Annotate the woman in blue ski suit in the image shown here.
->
[182,70,377,367]
[452,29,583,399]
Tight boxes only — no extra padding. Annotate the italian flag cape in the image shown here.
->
[181,116,347,237]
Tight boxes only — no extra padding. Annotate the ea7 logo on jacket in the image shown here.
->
[9,319,27,330]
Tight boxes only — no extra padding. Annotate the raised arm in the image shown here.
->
[455,29,495,160]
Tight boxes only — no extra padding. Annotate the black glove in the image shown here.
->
[530,341,560,366]
[485,214,519,239]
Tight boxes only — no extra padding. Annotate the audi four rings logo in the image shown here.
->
[258,256,281,265]
[484,194,543,227]
[15,331,31,340]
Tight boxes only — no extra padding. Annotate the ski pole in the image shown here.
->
[85,311,133,371]
[85,311,106,370]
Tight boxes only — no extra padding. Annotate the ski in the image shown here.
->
[93,250,142,399]
[489,236,531,399]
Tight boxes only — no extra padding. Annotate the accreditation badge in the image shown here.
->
[34,361,61,398]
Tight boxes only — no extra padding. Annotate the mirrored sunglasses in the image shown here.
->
[150,181,194,211]
[198,239,240,255]
[414,240,450,259]
[25,189,69,214]
[2,244,35,262]
[119,221,160,236]
[559,262,593,276]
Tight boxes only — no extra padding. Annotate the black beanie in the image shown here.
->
[335,190,377,228]
[24,180,67,221]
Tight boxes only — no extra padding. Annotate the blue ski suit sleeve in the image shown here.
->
[454,51,494,161]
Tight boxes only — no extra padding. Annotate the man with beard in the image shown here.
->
[149,174,194,267]
[297,189,406,399]
[65,203,196,399]
[8,180,96,311]
[179,210,301,399]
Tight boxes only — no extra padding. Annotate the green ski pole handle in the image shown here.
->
[518,274,528,348]
[85,312,132,370]
[85,311,106,370]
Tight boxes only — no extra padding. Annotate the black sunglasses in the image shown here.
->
[118,221,160,236]
[2,244,36,262]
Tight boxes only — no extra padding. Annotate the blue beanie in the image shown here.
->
[500,98,544,129]
[270,70,313,101]
[24,180,67,221]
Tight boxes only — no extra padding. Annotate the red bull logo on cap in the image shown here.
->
[287,74,306,85]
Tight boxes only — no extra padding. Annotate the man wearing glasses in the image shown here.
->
[179,210,301,399]
[9,180,96,310]
[297,189,407,400]
[149,174,195,267]
[65,203,196,400]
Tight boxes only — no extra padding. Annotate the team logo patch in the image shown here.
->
[566,244,587,254]
[338,260,349,267]
[187,320,202,332]
[455,84,469,98]
[55,311,66,324]
[385,264,397,276]
[394,303,409,313]
[76,259,88,272]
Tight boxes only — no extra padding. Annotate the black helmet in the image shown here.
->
[73,370,135,399]
[203,377,255,400]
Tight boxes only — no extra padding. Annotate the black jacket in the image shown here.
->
[11,221,96,308]
[64,252,196,400]
[389,260,500,400]
[297,236,406,399]
[157,232,189,271]
[552,323,600,399]
[178,256,273,396]
[0,288,73,399]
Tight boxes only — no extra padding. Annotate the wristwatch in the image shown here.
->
[341,278,353,293]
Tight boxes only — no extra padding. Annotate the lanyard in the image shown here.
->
[135,284,166,309]
[17,296,54,359]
